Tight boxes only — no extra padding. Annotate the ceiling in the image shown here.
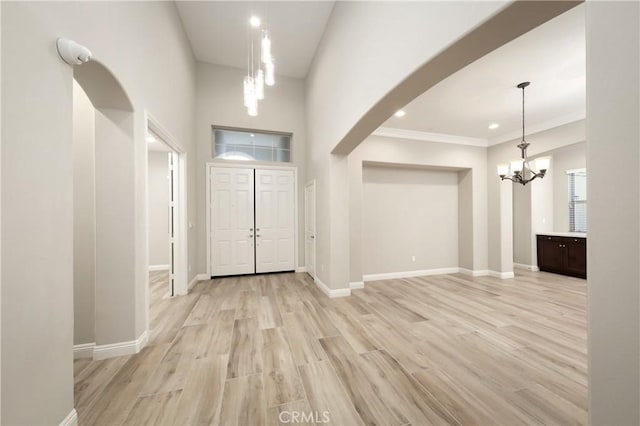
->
[175,1,335,79]
[382,4,585,144]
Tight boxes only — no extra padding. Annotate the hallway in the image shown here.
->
[73,270,586,425]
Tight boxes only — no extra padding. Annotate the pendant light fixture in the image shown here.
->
[242,15,275,116]
[497,81,550,185]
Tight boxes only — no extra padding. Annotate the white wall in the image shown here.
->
[1,2,196,424]
[73,81,96,346]
[147,151,170,267]
[362,166,459,275]
[551,142,586,232]
[195,62,306,275]
[586,1,639,423]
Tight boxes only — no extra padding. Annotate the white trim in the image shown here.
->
[60,409,78,426]
[349,281,365,289]
[459,268,490,277]
[148,264,169,272]
[304,179,317,280]
[373,127,488,147]
[489,270,516,279]
[93,330,148,360]
[488,111,586,146]
[363,267,460,282]
[295,266,307,273]
[188,273,210,291]
[73,343,95,359]
[513,263,540,272]
[314,276,351,298]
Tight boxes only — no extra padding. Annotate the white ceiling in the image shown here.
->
[175,1,335,79]
[382,4,585,144]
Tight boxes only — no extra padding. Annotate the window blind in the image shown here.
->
[568,169,587,232]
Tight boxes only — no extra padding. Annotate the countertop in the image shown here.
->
[537,231,587,238]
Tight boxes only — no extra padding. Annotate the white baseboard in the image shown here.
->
[363,267,460,282]
[349,281,365,289]
[314,276,351,298]
[513,263,540,272]
[73,342,95,359]
[60,408,78,426]
[295,266,308,273]
[93,329,148,360]
[148,264,169,272]
[459,268,490,277]
[489,270,515,279]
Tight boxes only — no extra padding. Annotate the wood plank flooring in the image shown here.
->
[75,270,587,425]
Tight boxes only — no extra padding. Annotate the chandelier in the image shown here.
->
[243,16,275,116]
[497,81,550,185]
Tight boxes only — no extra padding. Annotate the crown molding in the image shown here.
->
[372,127,489,147]
[488,110,586,146]
[372,111,585,149]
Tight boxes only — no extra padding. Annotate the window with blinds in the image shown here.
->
[568,168,587,232]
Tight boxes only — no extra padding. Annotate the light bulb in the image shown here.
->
[248,101,258,116]
[243,76,255,108]
[249,16,261,28]
[510,160,523,174]
[256,69,265,100]
[535,157,550,172]
[261,30,271,64]
[265,59,275,86]
[497,164,509,177]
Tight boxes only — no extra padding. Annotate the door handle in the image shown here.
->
[256,234,261,238]
[249,228,253,232]
[310,235,315,239]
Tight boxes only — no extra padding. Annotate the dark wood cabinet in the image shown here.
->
[537,234,587,279]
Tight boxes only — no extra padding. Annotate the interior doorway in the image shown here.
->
[146,115,188,299]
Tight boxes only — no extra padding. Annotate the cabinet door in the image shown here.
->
[539,238,565,273]
[565,238,587,278]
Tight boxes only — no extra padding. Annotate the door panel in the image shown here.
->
[304,181,316,278]
[210,167,255,276]
[256,169,295,273]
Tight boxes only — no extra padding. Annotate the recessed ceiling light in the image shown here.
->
[488,123,500,130]
[394,110,406,117]
[250,133,255,137]
[249,16,261,28]
[146,134,156,143]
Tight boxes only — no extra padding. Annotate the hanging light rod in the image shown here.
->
[497,81,550,185]
[243,14,275,116]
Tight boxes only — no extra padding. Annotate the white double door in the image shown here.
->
[210,166,295,276]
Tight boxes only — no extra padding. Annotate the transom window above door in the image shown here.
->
[212,126,292,163]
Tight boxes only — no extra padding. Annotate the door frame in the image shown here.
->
[145,112,188,298]
[304,179,317,280]
[206,162,298,278]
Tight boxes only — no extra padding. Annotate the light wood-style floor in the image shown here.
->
[75,270,587,425]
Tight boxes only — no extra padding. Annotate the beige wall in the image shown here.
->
[587,1,639,423]
[1,2,196,424]
[73,81,96,346]
[147,151,170,267]
[349,135,487,283]
[306,2,506,290]
[511,142,586,267]
[488,120,586,273]
[362,166,459,275]
[195,62,307,275]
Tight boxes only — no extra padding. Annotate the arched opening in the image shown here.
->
[71,60,143,364]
